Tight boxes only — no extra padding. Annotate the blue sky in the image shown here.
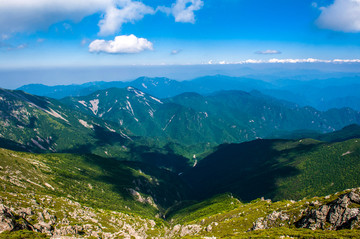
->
[0,0,360,68]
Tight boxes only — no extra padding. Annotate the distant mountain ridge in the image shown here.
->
[17,75,360,111]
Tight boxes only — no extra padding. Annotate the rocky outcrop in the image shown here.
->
[128,188,158,209]
[168,224,202,237]
[252,210,290,230]
[0,204,34,233]
[296,190,360,230]
[0,195,161,238]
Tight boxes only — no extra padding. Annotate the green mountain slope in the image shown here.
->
[168,90,360,139]
[62,87,360,151]
[0,148,189,216]
[0,88,132,155]
[0,88,195,171]
[165,188,360,238]
[61,87,240,148]
[183,137,360,202]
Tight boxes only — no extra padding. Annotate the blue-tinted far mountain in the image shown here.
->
[18,75,360,111]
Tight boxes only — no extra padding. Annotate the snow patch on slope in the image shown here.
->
[134,90,145,97]
[163,115,176,131]
[78,119,93,129]
[89,99,99,115]
[44,108,69,123]
[126,100,135,116]
[105,126,116,132]
[31,138,46,150]
[150,96,163,104]
[78,101,87,107]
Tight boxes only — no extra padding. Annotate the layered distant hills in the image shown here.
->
[18,75,360,110]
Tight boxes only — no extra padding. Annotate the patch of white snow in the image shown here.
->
[78,100,87,107]
[126,100,135,116]
[31,139,46,150]
[44,108,69,123]
[106,126,116,132]
[78,119,93,129]
[89,99,99,115]
[150,96,163,104]
[162,115,175,131]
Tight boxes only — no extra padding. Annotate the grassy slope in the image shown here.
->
[1,146,360,238]
[167,190,360,238]
[183,137,360,202]
[0,148,190,217]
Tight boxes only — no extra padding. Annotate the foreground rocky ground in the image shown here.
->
[1,188,360,238]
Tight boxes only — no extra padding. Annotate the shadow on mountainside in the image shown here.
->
[78,154,191,210]
[182,139,321,202]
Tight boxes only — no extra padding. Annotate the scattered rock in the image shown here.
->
[296,190,360,230]
[252,211,290,230]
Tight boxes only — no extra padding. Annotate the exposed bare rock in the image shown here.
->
[168,223,202,237]
[296,189,360,230]
[128,188,158,209]
[252,211,290,230]
[0,204,35,233]
[0,204,15,233]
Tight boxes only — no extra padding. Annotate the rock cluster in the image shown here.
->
[296,190,360,230]
[0,194,160,239]
[0,204,34,233]
[252,210,290,230]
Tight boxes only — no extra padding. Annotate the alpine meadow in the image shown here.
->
[1,0,360,238]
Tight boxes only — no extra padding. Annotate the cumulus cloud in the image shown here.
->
[89,34,153,54]
[316,0,360,32]
[159,0,204,23]
[255,50,282,55]
[0,0,154,36]
[98,1,155,36]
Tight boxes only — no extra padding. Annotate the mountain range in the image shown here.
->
[1,76,360,238]
[18,75,360,111]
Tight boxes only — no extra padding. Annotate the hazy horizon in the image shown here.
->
[1,63,360,89]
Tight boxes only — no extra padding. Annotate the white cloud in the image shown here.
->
[1,34,9,40]
[159,0,204,23]
[316,0,360,32]
[98,1,154,36]
[88,34,153,54]
[255,50,282,55]
[206,58,360,65]
[171,49,182,55]
[17,44,27,49]
[0,0,154,36]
